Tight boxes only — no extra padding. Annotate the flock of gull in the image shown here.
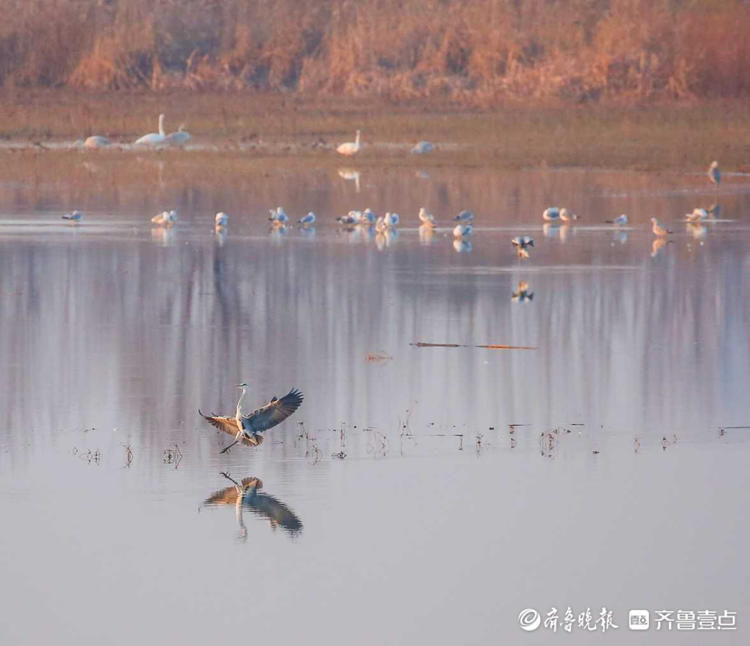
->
[60,158,724,259]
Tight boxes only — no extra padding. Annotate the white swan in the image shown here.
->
[84,136,110,149]
[165,125,191,147]
[135,114,166,145]
[411,141,434,154]
[337,130,361,156]
[418,207,436,226]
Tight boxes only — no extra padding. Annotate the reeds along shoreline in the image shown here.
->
[2,1,750,105]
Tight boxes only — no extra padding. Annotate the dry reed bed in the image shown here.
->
[1,1,750,104]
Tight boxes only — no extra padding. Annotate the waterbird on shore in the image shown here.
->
[203,473,303,538]
[299,212,316,226]
[165,125,191,146]
[62,210,83,221]
[454,210,474,222]
[337,130,361,156]
[199,383,304,453]
[605,214,629,226]
[134,113,166,145]
[411,141,434,154]
[84,136,110,149]
[384,212,399,227]
[418,207,436,226]
[542,207,560,222]
[707,160,720,186]
[215,212,229,229]
[559,207,580,223]
[453,223,472,238]
[651,217,672,236]
[511,235,534,250]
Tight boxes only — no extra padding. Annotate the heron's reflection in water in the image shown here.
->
[202,473,303,540]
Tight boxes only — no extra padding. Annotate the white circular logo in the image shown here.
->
[519,608,541,631]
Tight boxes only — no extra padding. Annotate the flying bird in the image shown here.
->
[511,235,534,249]
[199,383,303,453]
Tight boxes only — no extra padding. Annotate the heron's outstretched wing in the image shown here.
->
[242,388,303,434]
[198,410,241,437]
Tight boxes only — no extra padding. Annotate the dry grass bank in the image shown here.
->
[0,90,748,171]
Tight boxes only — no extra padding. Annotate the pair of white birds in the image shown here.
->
[336,130,435,156]
[134,114,191,146]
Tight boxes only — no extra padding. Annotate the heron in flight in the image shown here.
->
[199,383,303,453]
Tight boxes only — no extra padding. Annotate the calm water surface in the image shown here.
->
[1,156,749,645]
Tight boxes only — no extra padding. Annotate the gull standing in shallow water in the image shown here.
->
[62,210,83,221]
[269,207,288,226]
[605,214,629,226]
[152,210,177,226]
[215,212,229,230]
[299,212,316,226]
[199,383,304,453]
[418,207,436,226]
[651,217,671,236]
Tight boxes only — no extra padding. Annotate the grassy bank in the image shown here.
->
[1,90,749,171]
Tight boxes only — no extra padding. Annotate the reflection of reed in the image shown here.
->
[203,474,303,539]
[0,168,749,462]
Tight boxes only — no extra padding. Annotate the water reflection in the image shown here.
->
[202,473,303,540]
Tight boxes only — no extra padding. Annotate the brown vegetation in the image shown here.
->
[1,1,750,104]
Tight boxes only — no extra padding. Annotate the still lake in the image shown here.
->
[1,153,749,644]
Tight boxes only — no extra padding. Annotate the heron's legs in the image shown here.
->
[220,438,241,454]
